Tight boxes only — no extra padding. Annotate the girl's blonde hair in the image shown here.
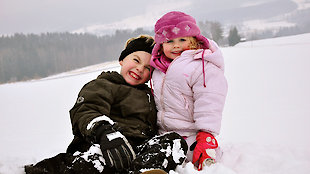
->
[188,36,203,50]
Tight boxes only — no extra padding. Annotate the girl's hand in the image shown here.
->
[191,131,218,171]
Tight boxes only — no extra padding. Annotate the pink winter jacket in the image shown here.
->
[151,40,228,137]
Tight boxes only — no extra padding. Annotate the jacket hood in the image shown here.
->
[193,40,225,71]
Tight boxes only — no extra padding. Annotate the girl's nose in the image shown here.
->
[173,43,180,48]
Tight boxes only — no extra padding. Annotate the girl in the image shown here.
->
[150,11,228,171]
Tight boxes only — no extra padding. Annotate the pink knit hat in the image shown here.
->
[151,11,209,73]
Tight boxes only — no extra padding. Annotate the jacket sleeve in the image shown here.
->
[191,62,228,136]
[69,78,117,142]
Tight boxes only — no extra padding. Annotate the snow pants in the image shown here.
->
[24,132,188,174]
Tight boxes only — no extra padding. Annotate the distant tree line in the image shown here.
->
[0,24,247,84]
[198,21,241,46]
[2,17,308,84]
[199,20,224,44]
[0,29,153,84]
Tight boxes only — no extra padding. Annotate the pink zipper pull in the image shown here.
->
[202,50,206,88]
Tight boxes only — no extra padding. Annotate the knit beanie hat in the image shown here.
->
[119,37,154,61]
[150,11,209,73]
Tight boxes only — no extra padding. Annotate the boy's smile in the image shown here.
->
[129,71,141,80]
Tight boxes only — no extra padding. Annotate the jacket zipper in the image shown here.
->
[159,58,178,131]
[160,75,167,131]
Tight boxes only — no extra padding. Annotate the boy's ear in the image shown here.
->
[119,60,123,66]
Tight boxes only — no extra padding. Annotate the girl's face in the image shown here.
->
[119,51,151,86]
[162,37,192,60]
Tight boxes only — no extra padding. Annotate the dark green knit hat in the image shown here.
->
[119,37,154,61]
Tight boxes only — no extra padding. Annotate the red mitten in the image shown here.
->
[192,132,218,171]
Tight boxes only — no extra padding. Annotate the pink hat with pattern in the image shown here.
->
[151,11,209,73]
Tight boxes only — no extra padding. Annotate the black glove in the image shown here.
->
[96,123,135,171]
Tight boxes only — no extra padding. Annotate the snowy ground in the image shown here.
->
[1,33,310,174]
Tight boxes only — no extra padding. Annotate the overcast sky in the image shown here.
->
[0,0,284,35]
[0,0,188,35]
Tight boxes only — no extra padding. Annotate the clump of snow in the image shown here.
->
[73,144,105,172]
[86,115,115,130]
[172,139,186,163]
[146,135,161,145]
[162,159,169,168]
[160,145,172,157]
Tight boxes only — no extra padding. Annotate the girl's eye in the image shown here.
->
[166,40,173,43]
[180,38,187,42]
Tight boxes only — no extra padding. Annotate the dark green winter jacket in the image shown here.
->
[67,71,157,153]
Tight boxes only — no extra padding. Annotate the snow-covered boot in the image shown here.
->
[131,132,188,173]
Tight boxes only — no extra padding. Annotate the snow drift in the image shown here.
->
[1,33,310,173]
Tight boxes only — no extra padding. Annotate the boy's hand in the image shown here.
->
[191,131,218,171]
[96,124,136,171]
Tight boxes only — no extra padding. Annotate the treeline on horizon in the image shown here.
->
[0,29,153,84]
[0,20,308,84]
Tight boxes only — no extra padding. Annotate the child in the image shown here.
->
[25,35,188,174]
[150,11,228,171]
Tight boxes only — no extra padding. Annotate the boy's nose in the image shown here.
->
[136,65,144,72]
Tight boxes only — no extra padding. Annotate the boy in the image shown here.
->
[25,35,187,174]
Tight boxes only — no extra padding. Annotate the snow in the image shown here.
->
[159,138,186,164]
[86,115,115,130]
[73,144,105,173]
[240,0,310,34]
[172,139,186,164]
[1,33,310,173]
[242,20,296,31]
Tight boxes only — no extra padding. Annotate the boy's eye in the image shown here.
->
[145,66,151,71]
[133,58,139,63]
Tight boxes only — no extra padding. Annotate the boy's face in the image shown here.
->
[162,36,192,60]
[119,51,152,86]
